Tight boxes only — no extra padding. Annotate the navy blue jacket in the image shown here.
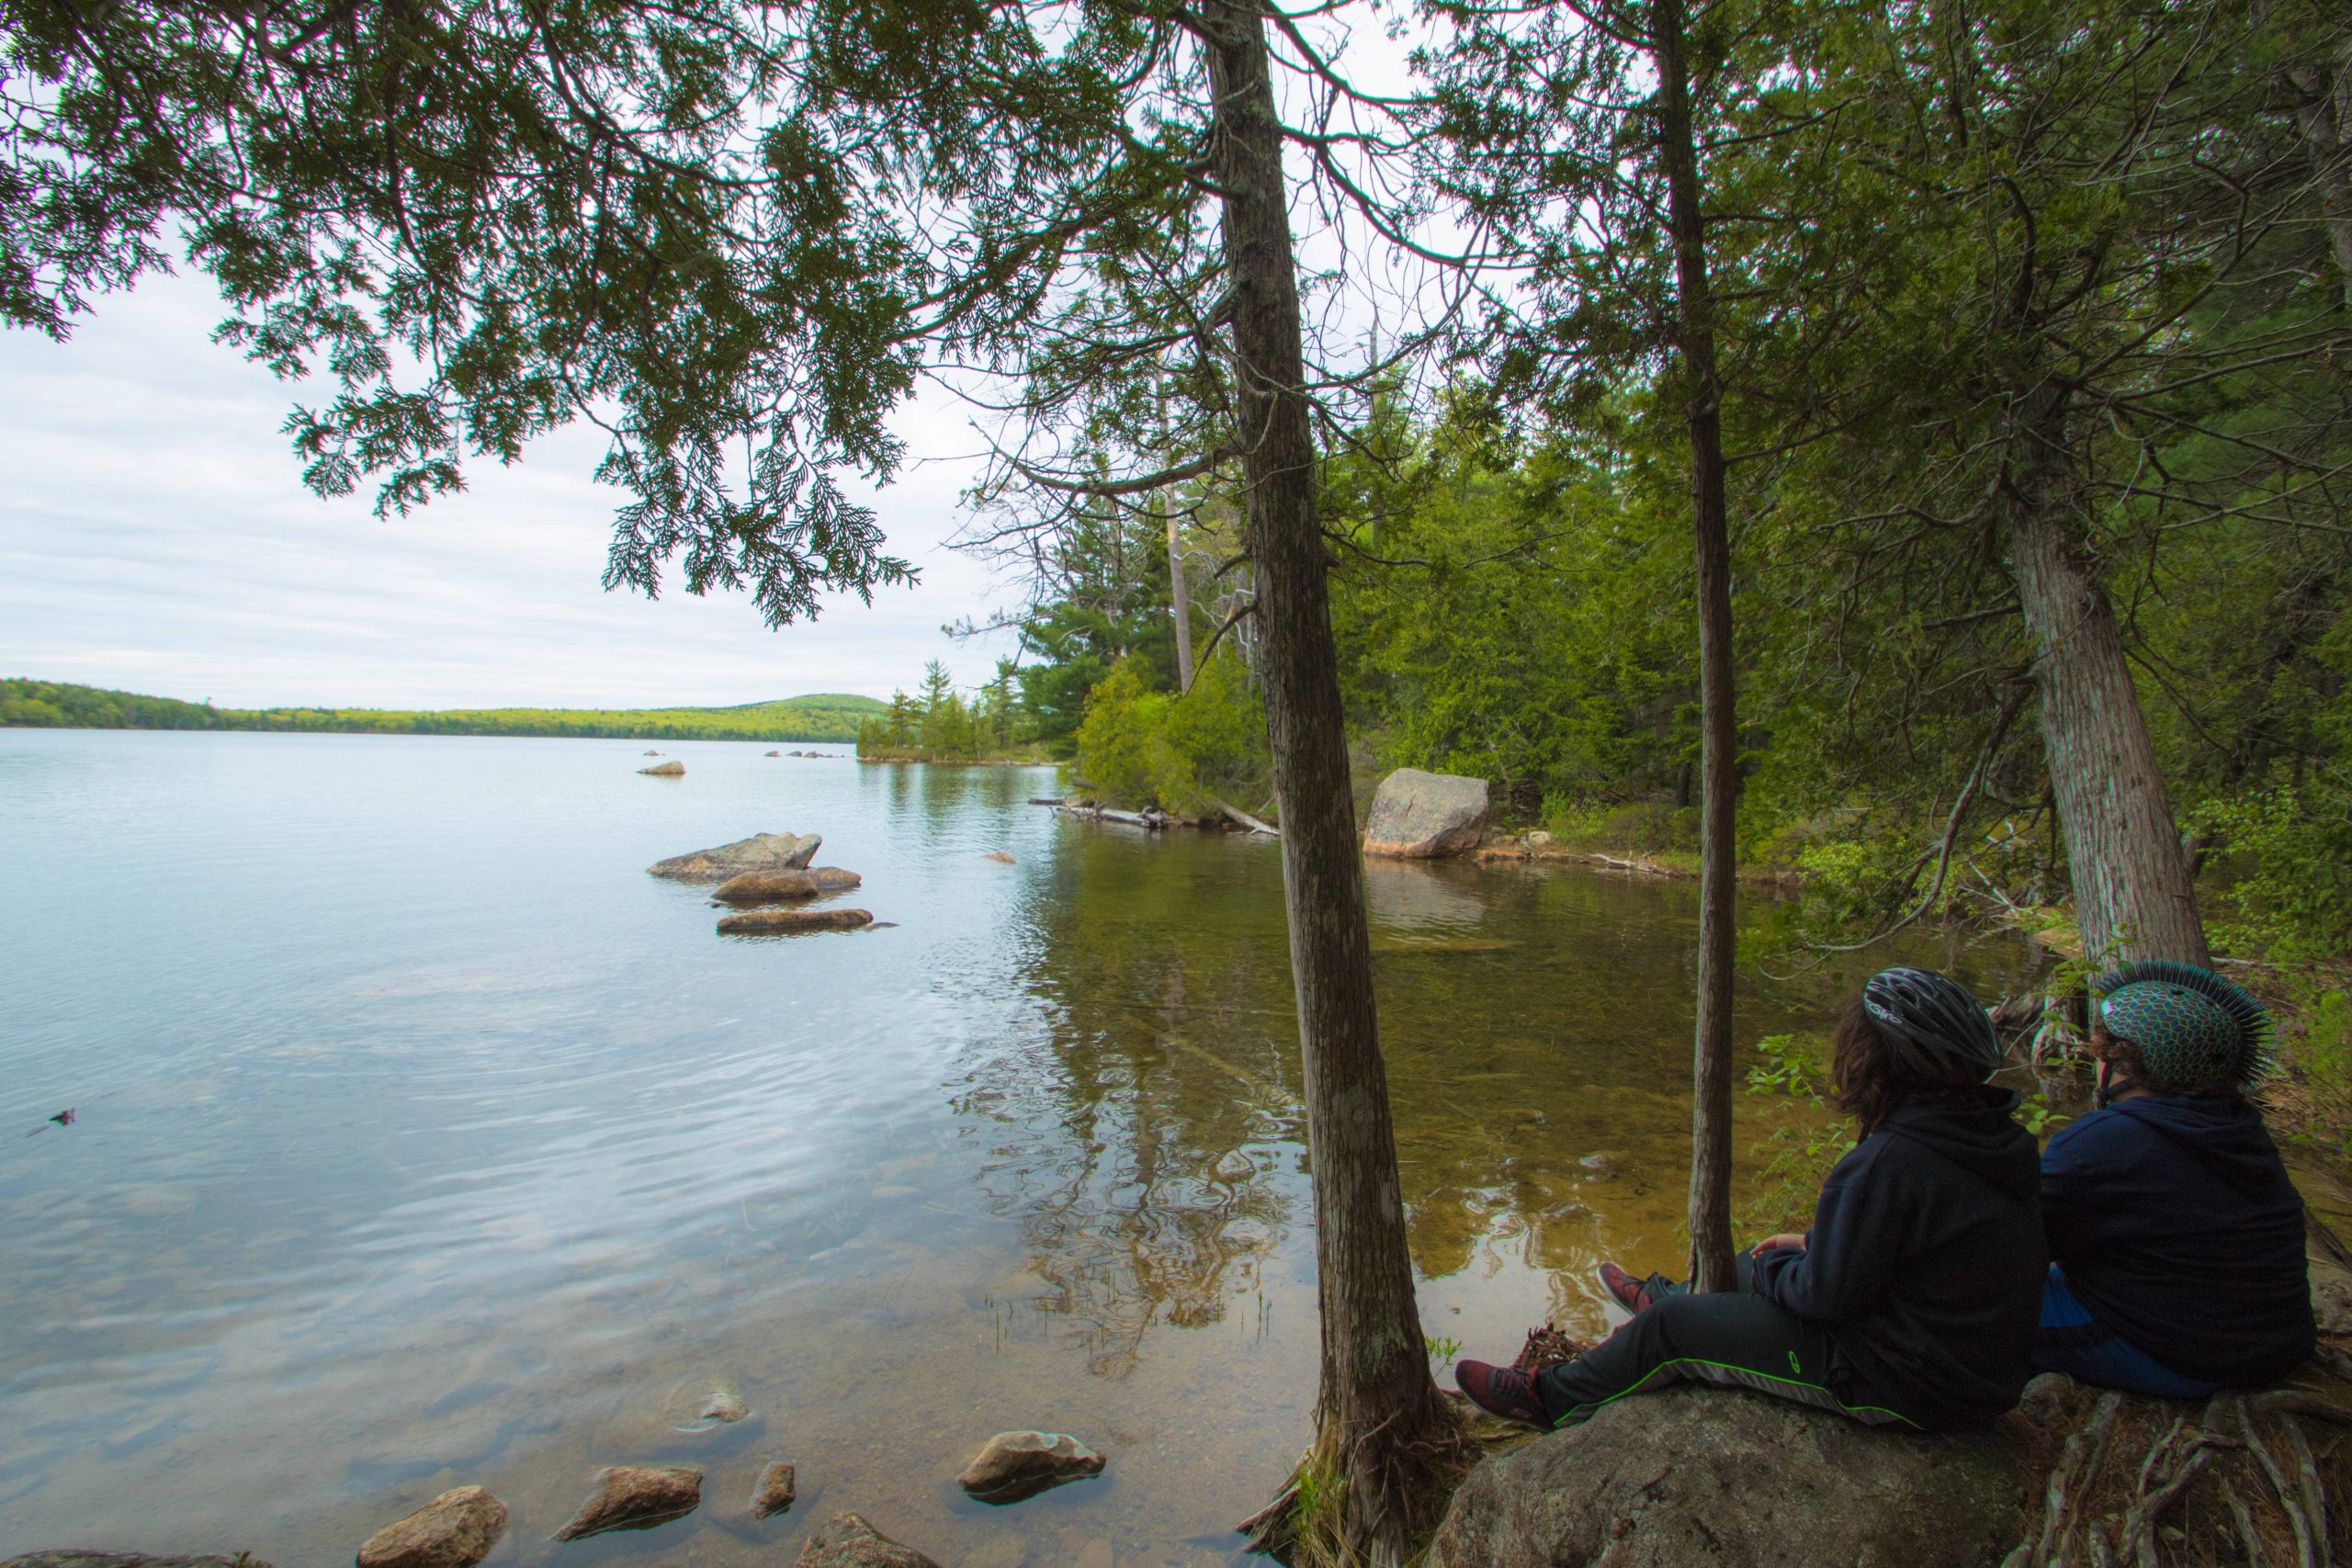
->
[2041,1095,2312,1385]
[1752,1088,2046,1428]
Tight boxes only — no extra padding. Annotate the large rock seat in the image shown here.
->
[1425,1385,2020,1568]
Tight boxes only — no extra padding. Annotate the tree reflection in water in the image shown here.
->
[948,819,2036,1372]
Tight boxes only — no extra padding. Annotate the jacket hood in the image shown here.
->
[1882,1087,2041,1201]
[2106,1094,2284,1191]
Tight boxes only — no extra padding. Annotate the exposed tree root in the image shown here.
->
[1240,1393,1486,1568]
[2007,1376,2352,1565]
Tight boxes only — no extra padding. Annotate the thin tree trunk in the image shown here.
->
[1201,1,1443,1555]
[1168,513,1195,693]
[2007,435,2211,966]
[1652,0,1738,1296]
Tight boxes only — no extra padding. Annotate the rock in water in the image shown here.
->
[805,866,862,891]
[550,1465,703,1540]
[749,1461,797,1519]
[1424,1385,2018,1568]
[1361,768,1489,859]
[718,907,874,936]
[956,1431,1107,1504]
[794,1513,942,1568]
[712,870,824,904]
[698,1388,750,1424]
[765,750,782,757]
[639,760,686,776]
[356,1485,508,1568]
[648,831,821,881]
[983,852,1016,864]
[1,1557,276,1567]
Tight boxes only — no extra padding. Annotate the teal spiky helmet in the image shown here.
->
[2093,960,2273,1091]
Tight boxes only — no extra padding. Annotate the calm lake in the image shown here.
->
[0,729,2041,1567]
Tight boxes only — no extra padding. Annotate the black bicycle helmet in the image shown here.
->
[1861,966,2004,1083]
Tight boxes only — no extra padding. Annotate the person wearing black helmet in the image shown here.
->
[1453,967,2045,1432]
[2036,961,2313,1395]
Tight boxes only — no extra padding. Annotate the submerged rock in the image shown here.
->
[355,1484,508,1568]
[982,852,1016,864]
[1362,768,1489,859]
[749,1461,797,1519]
[1,1557,275,1567]
[1424,1385,2018,1568]
[648,831,820,881]
[717,907,874,936]
[956,1430,1107,1504]
[639,760,685,776]
[794,1513,942,1568]
[549,1465,703,1540]
[698,1388,750,1424]
[765,750,782,757]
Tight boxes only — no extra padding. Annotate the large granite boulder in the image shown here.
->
[648,832,820,881]
[794,1513,942,1567]
[1425,1386,2021,1568]
[1362,769,1488,859]
[355,1485,507,1568]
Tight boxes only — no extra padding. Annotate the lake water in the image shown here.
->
[0,729,2041,1567]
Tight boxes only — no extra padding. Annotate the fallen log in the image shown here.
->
[1215,797,1279,836]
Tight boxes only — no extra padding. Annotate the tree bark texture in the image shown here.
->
[1652,0,1739,1297]
[2006,423,2211,967]
[2288,30,2352,311]
[1201,2,1443,1554]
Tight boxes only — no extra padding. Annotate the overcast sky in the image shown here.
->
[0,269,1023,709]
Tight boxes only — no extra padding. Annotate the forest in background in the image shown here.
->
[0,679,888,743]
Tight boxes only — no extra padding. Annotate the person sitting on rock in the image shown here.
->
[1453,967,2045,1432]
[2035,960,2312,1397]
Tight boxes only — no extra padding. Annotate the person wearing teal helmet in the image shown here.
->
[2036,961,2313,1394]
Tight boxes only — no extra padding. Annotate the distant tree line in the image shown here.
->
[854,661,1037,761]
[0,681,887,744]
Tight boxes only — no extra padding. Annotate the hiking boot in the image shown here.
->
[1597,1260,1654,1314]
[1454,1359,1551,1427]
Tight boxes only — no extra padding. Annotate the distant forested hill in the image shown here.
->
[0,680,888,742]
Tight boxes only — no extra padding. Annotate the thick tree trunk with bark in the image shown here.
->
[1652,0,1738,1296]
[2006,426,2211,966]
[1201,2,1445,1556]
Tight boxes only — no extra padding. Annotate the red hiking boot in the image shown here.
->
[1454,1359,1552,1427]
[1597,1260,1655,1314]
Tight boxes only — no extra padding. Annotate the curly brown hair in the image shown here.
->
[2089,1022,2235,1100]
[1829,997,1987,1134]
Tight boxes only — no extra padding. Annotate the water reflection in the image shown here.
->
[0,733,2040,1568]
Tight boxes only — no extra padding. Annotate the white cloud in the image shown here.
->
[0,270,1023,708]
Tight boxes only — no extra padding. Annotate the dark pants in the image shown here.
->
[1533,1251,1917,1428]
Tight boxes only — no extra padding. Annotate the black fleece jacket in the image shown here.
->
[2041,1095,2312,1386]
[1751,1087,2046,1427]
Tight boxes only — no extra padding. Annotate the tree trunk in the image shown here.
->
[1652,0,1739,1296]
[2288,30,2352,311]
[1200,2,1445,1556]
[1168,512,1195,693]
[2007,452,2211,966]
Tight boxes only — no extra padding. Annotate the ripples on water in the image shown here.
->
[0,730,2037,1565]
